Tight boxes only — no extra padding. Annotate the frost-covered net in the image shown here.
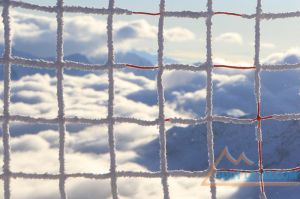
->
[1,0,300,199]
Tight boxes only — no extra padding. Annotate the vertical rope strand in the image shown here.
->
[206,0,216,198]
[107,0,118,198]
[254,0,267,198]
[56,0,66,198]
[157,0,170,198]
[1,0,11,198]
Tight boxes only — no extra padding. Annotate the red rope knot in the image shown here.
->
[253,102,273,122]
[253,114,273,122]
[256,114,261,121]
[259,168,264,174]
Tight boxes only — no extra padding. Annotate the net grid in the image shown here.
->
[1,0,300,199]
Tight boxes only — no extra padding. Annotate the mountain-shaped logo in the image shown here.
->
[215,146,254,167]
[202,147,300,187]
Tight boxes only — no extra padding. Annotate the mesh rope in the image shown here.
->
[1,0,300,199]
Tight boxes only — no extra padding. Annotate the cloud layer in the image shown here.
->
[0,69,244,198]
[3,11,196,59]
[0,48,299,198]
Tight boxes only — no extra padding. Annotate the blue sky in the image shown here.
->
[7,0,300,64]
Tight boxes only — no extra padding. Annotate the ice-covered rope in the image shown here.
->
[157,0,170,199]
[205,0,216,198]
[106,0,118,198]
[55,0,66,198]
[1,113,299,127]
[2,0,300,20]
[2,57,300,72]
[253,0,267,198]
[214,64,256,70]
[0,166,297,180]
[1,0,12,198]
[1,170,211,180]
[0,114,287,125]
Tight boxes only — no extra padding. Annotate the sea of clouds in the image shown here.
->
[0,71,248,199]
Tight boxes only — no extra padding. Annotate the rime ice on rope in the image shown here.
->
[262,11,300,19]
[205,0,217,198]
[254,0,267,198]
[106,0,118,199]
[2,0,300,20]
[2,0,12,198]
[2,57,300,72]
[157,0,170,199]
[55,0,67,199]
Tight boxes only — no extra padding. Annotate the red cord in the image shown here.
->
[213,12,243,17]
[131,11,244,17]
[219,168,255,173]
[132,11,161,16]
[256,101,265,193]
[126,64,256,70]
[258,141,263,173]
[265,167,300,172]
[214,64,256,70]
[125,64,158,70]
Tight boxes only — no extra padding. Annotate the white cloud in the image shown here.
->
[213,73,247,87]
[120,20,157,39]
[226,109,246,117]
[165,27,195,42]
[262,47,300,64]
[64,15,107,42]
[215,32,243,45]
[10,134,50,152]
[173,89,206,104]
[162,70,206,89]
